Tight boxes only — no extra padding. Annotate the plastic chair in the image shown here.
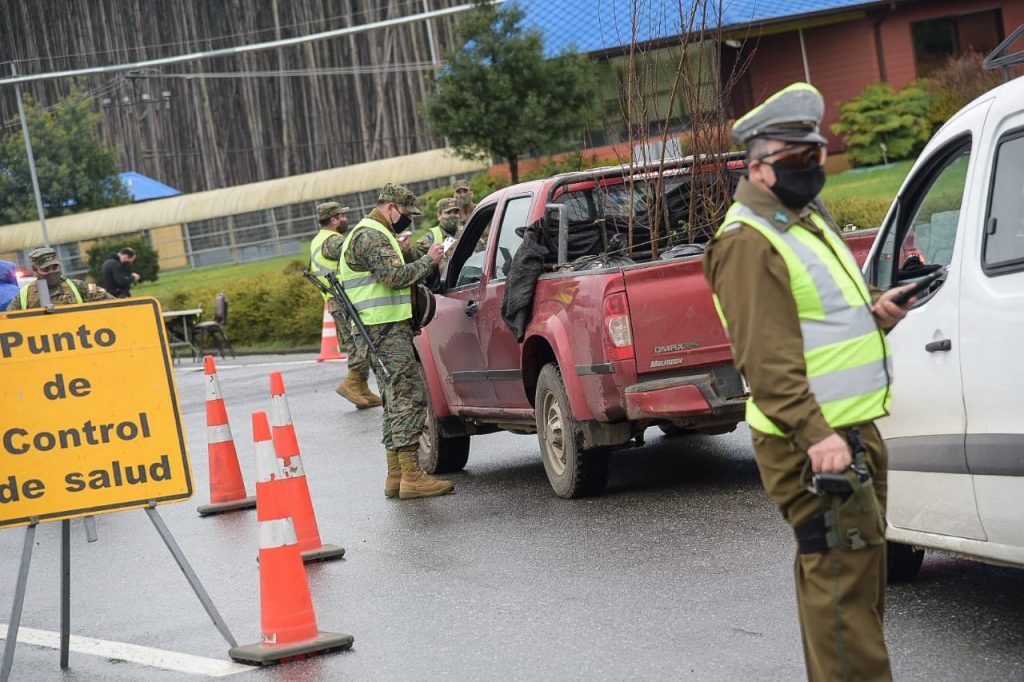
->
[194,293,236,359]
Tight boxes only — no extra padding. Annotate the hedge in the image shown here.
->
[162,259,324,348]
[824,196,892,230]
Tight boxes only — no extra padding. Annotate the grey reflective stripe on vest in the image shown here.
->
[344,275,378,289]
[352,294,411,312]
[310,243,332,276]
[731,205,874,350]
[809,356,893,404]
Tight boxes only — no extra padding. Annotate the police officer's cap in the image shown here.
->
[378,183,423,216]
[29,247,59,269]
[732,83,827,146]
[316,201,348,223]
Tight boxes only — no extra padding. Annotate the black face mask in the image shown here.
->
[769,163,826,210]
[392,211,412,232]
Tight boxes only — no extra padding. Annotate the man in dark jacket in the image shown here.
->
[100,247,140,298]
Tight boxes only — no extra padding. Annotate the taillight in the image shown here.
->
[603,292,634,362]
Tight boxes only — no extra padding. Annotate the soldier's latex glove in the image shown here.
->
[427,243,444,264]
[808,433,851,474]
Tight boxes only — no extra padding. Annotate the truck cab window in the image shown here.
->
[450,204,497,289]
[875,143,970,288]
[492,196,532,280]
[983,132,1024,274]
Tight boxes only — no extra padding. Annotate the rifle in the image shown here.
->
[302,269,390,379]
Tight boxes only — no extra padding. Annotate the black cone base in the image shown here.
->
[229,631,353,666]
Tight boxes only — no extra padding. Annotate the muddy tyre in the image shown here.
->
[418,392,470,474]
[535,363,609,498]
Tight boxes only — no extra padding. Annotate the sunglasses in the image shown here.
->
[756,145,824,170]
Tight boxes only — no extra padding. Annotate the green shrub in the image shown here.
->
[824,196,892,229]
[86,235,159,283]
[832,82,936,167]
[160,261,323,348]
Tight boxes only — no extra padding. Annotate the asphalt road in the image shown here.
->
[1,354,1022,681]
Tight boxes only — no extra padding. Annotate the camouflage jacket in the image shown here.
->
[7,278,112,311]
[320,231,346,262]
[343,208,433,290]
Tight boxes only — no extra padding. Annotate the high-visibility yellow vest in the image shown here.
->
[310,228,338,301]
[714,202,892,436]
[339,218,412,325]
[20,279,81,308]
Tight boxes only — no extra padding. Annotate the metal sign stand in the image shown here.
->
[0,504,236,682]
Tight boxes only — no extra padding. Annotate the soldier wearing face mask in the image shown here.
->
[339,183,450,500]
[454,178,475,224]
[8,246,112,310]
[705,83,915,682]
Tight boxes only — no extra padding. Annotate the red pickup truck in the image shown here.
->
[414,158,876,498]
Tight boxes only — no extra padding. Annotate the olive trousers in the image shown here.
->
[751,422,892,682]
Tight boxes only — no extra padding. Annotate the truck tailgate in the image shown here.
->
[621,258,734,376]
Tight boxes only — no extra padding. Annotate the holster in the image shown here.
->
[794,515,832,554]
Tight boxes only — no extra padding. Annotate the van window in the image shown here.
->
[875,144,970,288]
[450,204,497,289]
[983,133,1024,273]
[492,196,532,280]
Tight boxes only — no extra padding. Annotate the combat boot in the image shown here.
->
[384,450,402,498]
[336,373,372,409]
[353,375,383,408]
[397,449,454,499]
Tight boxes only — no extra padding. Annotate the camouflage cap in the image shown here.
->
[316,201,348,223]
[378,183,423,215]
[436,197,458,214]
[454,178,471,191]
[732,82,827,146]
[28,247,59,269]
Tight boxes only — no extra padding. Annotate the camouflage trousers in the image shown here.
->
[751,422,891,682]
[367,320,426,451]
[328,301,370,379]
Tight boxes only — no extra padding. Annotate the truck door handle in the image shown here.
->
[465,300,478,318]
[925,339,952,352]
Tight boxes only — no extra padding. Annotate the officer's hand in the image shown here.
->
[132,272,141,282]
[427,243,444,264]
[871,285,912,328]
[397,232,412,251]
[808,433,852,474]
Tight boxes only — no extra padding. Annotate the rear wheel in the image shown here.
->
[535,363,609,498]
[418,392,470,474]
[887,541,925,583]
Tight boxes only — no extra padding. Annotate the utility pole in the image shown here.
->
[12,63,50,247]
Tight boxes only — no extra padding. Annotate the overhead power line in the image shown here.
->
[0,2,500,87]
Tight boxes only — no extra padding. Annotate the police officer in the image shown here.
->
[704,83,915,681]
[454,178,475,224]
[339,183,450,499]
[311,201,382,409]
[8,247,112,310]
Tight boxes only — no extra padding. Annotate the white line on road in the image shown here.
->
[0,623,251,678]
[175,358,330,372]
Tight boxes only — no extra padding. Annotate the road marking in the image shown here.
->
[0,623,251,677]
[176,358,328,373]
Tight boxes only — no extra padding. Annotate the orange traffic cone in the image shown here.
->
[197,355,256,516]
[229,411,352,665]
[270,372,344,563]
[317,303,346,362]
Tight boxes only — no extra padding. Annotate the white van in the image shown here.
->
[863,38,1024,581]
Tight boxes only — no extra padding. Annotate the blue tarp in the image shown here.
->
[118,171,181,202]
[520,0,881,55]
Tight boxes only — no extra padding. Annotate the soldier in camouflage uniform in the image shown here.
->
[311,201,381,409]
[454,178,476,224]
[8,247,112,310]
[415,197,461,289]
[339,183,451,499]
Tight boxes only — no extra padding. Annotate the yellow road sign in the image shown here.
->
[0,297,192,527]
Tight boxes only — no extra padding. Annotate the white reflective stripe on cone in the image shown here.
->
[281,455,306,478]
[205,374,224,401]
[258,518,298,549]
[270,395,294,428]
[322,326,335,337]
[207,423,233,444]
[255,438,286,483]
